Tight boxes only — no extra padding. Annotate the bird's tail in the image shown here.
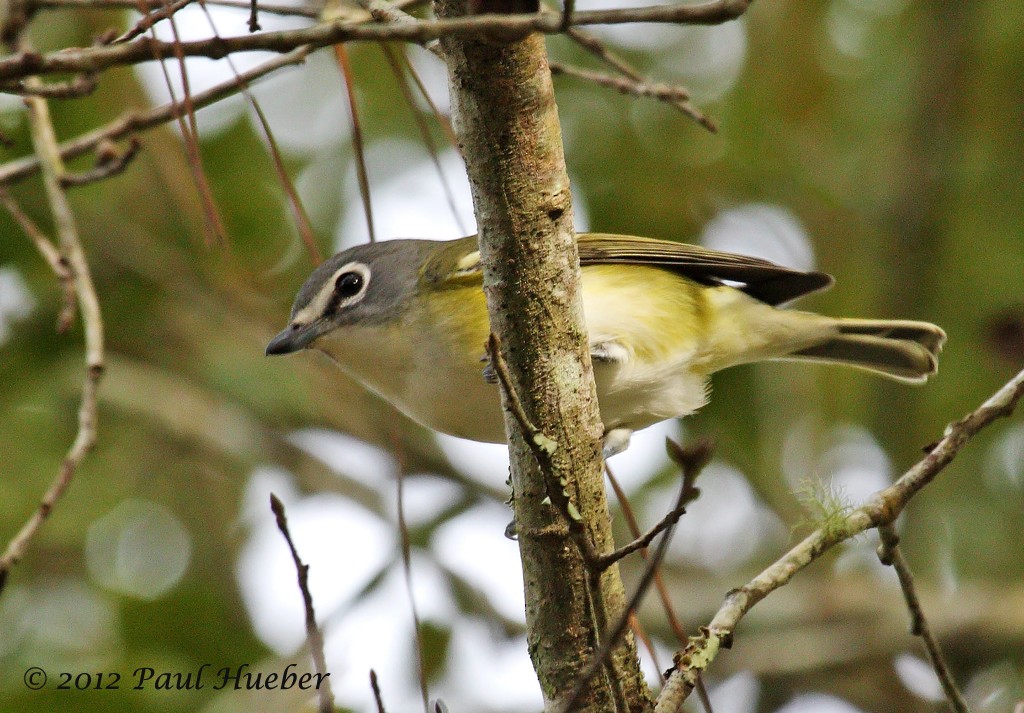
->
[780,319,946,383]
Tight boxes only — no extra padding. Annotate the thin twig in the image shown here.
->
[370,669,388,713]
[0,72,98,97]
[246,92,322,262]
[333,44,376,242]
[152,2,228,246]
[487,333,606,563]
[0,0,755,82]
[559,0,573,30]
[563,26,637,79]
[398,49,461,152]
[36,0,321,17]
[0,54,105,592]
[655,366,1024,712]
[193,3,322,263]
[114,0,197,44]
[550,63,690,103]
[0,46,312,186]
[248,0,261,31]
[628,610,663,683]
[487,332,624,709]
[605,462,714,711]
[605,466,667,682]
[0,189,77,332]
[380,44,467,235]
[557,440,712,713]
[391,443,431,713]
[605,463,690,643]
[563,26,714,131]
[877,525,970,713]
[269,494,335,713]
[486,334,559,465]
[59,137,141,187]
[596,495,690,570]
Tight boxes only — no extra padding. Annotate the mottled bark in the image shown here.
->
[434,4,651,711]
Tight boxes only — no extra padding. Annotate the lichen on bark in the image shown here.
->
[434,3,652,710]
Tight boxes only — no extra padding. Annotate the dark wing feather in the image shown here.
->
[577,233,833,305]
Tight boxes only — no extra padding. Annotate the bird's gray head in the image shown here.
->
[266,239,430,356]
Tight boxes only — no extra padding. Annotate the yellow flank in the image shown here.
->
[423,280,492,363]
[421,262,711,369]
[580,265,708,366]
[272,235,945,447]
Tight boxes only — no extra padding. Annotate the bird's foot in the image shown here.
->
[480,353,498,384]
[602,428,633,459]
[590,340,628,364]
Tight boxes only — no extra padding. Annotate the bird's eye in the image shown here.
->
[335,271,364,298]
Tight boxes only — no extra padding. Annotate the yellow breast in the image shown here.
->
[317,264,722,442]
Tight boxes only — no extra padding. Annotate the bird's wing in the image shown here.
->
[578,233,833,305]
[420,236,485,287]
[424,234,833,305]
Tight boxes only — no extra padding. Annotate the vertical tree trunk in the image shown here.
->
[434,5,652,712]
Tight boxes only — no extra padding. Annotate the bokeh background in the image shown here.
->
[1,1,1023,712]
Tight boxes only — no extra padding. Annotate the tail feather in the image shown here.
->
[784,319,946,384]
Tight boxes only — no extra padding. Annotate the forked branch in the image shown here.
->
[0,1,753,82]
[655,366,1024,712]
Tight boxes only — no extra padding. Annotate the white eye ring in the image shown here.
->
[331,262,371,306]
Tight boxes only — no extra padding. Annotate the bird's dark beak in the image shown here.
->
[266,321,318,356]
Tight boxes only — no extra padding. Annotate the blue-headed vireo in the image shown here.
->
[266,234,945,453]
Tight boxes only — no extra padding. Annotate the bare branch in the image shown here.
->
[557,440,712,713]
[35,0,322,16]
[486,333,563,468]
[0,1,754,82]
[269,494,336,713]
[0,189,78,332]
[370,670,388,713]
[0,52,105,591]
[551,62,689,101]
[248,0,262,31]
[562,26,714,130]
[333,44,376,241]
[372,0,716,130]
[655,366,1024,711]
[0,46,311,185]
[0,72,98,97]
[596,439,708,570]
[877,525,970,713]
[113,0,198,44]
[605,461,714,711]
[58,137,141,187]
[549,61,712,130]
[0,0,422,188]
[389,443,431,713]
[380,44,467,234]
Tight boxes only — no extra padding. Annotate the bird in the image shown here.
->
[266,234,945,454]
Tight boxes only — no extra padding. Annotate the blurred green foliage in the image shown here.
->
[1,2,1022,712]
